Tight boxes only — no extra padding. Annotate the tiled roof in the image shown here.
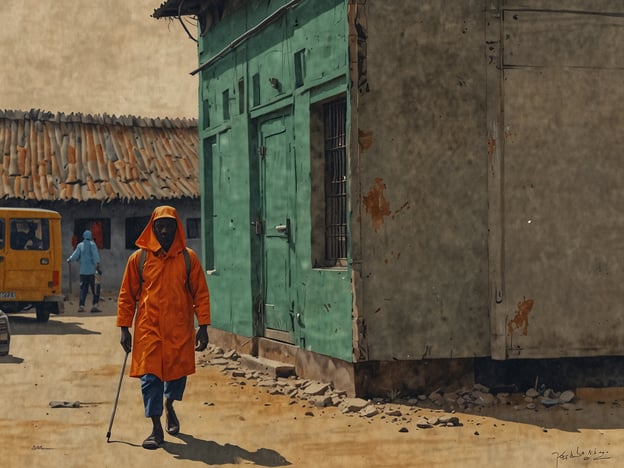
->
[0,109,199,202]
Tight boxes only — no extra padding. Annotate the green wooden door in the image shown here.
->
[260,113,295,343]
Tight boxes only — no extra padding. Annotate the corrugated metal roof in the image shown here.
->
[0,109,200,203]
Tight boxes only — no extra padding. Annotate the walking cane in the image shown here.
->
[106,351,129,442]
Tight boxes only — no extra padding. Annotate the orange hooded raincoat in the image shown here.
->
[116,206,211,381]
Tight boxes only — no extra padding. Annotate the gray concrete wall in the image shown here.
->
[490,0,624,359]
[351,0,624,362]
[351,0,490,361]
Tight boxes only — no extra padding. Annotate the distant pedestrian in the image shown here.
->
[67,229,101,313]
[117,205,210,449]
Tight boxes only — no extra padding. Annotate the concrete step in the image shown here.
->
[240,354,296,379]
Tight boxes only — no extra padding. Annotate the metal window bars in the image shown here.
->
[323,99,347,265]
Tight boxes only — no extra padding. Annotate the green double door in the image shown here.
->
[259,112,296,343]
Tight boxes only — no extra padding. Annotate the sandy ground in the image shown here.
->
[1,294,624,468]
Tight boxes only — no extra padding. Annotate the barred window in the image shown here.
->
[310,97,348,268]
[323,99,348,265]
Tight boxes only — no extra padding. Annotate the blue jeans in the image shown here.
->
[140,374,187,417]
[78,274,95,306]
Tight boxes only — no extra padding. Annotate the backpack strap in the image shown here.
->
[138,249,147,287]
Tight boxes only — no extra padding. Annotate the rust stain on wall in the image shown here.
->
[488,136,496,174]
[507,298,534,337]
[384,251,401,264]
[487,136,496,157]
[358,129,373,152]
[363,177,391,232]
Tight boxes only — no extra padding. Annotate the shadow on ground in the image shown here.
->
[163,433,291,466]
[470,357,624,431]
[7,315,101,336]
[465,398,624,432]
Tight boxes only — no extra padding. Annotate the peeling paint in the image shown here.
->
[351,1,368,94]
[358,129,373,152]
[354,317,368,361]
[362,177,391,232]
[507,298,534,337]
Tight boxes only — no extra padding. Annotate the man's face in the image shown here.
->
[153,218,177,251]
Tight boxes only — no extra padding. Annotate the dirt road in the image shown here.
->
[1,295,623,468]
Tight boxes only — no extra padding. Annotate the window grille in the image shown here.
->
[323,99,348,264]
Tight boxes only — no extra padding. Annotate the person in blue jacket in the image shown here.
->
[67,230,101,313]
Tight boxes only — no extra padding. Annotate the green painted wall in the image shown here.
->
[198,0,353,361]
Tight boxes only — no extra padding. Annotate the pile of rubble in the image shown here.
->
[421,383,577,412]
[197,345,579,431]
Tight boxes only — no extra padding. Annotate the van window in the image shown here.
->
[10,218,49,251]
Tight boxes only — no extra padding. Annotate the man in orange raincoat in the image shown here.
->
[117,205,210,449]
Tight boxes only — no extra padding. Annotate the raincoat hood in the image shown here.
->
[82,230,92,240]
[135,205,186,253]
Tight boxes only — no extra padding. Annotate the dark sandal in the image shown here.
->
[166,407,180,435]
[142,428,164,450]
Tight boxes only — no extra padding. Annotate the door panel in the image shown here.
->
[490,6,624,358]
[260,113,295,342]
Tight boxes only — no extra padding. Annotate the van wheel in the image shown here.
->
[35,305,51,323]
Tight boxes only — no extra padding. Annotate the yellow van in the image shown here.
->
[0,207,64,322]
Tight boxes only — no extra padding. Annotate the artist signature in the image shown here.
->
[552,447,611,467]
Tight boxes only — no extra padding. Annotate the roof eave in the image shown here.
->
[152,0,206,19]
